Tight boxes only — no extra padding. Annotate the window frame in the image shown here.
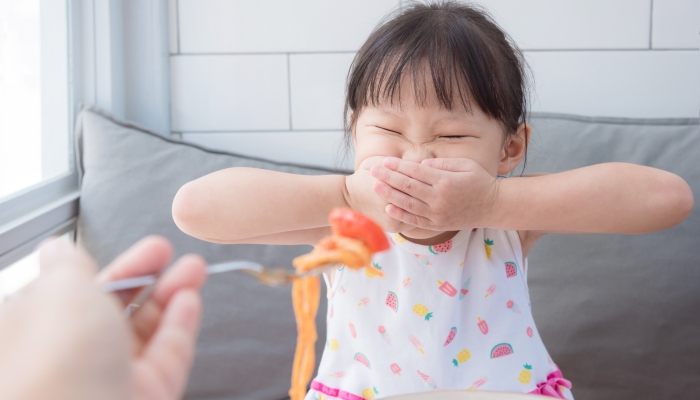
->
[0,0,126,271]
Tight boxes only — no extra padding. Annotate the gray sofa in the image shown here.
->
[75,104,699,400]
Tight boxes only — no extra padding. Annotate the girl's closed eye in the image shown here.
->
[373,125,403,135]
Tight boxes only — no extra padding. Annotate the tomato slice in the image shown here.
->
[328,208,390,253]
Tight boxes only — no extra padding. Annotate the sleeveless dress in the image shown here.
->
[305,228,573,400]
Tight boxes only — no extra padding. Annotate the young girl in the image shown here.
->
[172,2,693,399]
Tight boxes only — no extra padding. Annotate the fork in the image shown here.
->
[101,261,335,317]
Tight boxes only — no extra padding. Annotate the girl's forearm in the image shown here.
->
[489,163,694,234]
[172,168,348,242]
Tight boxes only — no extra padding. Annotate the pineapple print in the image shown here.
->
[328,339,339,350]
[361,387,379,399]
[519,364,532,384]
[452,349,471,366]
[485,239,494,259]
[365,262,383,278]
[413,303,434,321]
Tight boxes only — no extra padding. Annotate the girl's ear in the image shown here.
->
[498,123,530,175]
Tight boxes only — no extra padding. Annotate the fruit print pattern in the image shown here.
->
[385,291,398,312]
[354,352,370,368]
[519,364,532,384]
[364,262,383,278]
[490,343,514,358]
[452,348,471,366]
[505,262,517,278]
[443,327,457,346]
[306,228,572,400]
[429,239,452,254]
[413,303,434,321]
[361,387,379,399]
[484,238,494,258]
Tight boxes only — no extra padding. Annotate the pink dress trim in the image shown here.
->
[528,368,572,398]
[311,380,366,400]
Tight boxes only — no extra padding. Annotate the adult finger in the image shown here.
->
[96,236,174,306]
[127,253,206,349]
[383,157,439,184]
[371,165,432,201]
[96,236,173,284]
[135,290,202,399]
[373,181,431,217]
[385,204,434,230]
[150,253,207,308]
[38,237,97,278]
[422,158,473,172]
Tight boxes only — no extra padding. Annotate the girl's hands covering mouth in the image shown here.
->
[371,157,499,231]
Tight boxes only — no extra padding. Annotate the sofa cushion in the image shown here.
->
[75,104,338,400]
[75,105,700,400]
[524,113,700,400]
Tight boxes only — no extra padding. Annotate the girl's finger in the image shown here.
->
[421,158,473,172]
[373,181,431,217]
[371,165,432,201]
[385,204,433,229]
[383,157,439,184]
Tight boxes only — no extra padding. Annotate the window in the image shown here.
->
[0,0,78,280]
[0,0,71,199]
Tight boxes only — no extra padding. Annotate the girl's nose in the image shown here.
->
[401,146,434,164]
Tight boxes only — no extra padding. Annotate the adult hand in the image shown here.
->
[0,236,206,400]
[345,156,416,233]
[370,157,500,231]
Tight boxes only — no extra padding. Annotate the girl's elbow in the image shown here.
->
[172,181,206,238]
[664,176,694,226]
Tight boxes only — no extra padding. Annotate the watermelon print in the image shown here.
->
[385,291,399,312]
[354,352,371,368]
[443,327,457,346]
[505,262,517,278]
[490,343,514,358]
[429,239,452,254]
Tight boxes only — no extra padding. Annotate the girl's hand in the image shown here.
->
[370,157,499,231]
[345,156,416,233]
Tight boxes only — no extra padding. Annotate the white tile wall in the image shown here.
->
[169,0,700,162]
[290,53,355,130]
[177,0,399,53]
[170,55,290,131]
[476,0,652,50]
[652,0,700,49]
[182,131,352,170]
[527,50,700,118]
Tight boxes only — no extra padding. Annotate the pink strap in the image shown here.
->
[528,369,572,398]
[311,380,366,400]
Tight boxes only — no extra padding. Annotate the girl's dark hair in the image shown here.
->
[344,0,530,161]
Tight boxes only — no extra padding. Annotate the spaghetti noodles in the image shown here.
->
[288,208,389,400]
